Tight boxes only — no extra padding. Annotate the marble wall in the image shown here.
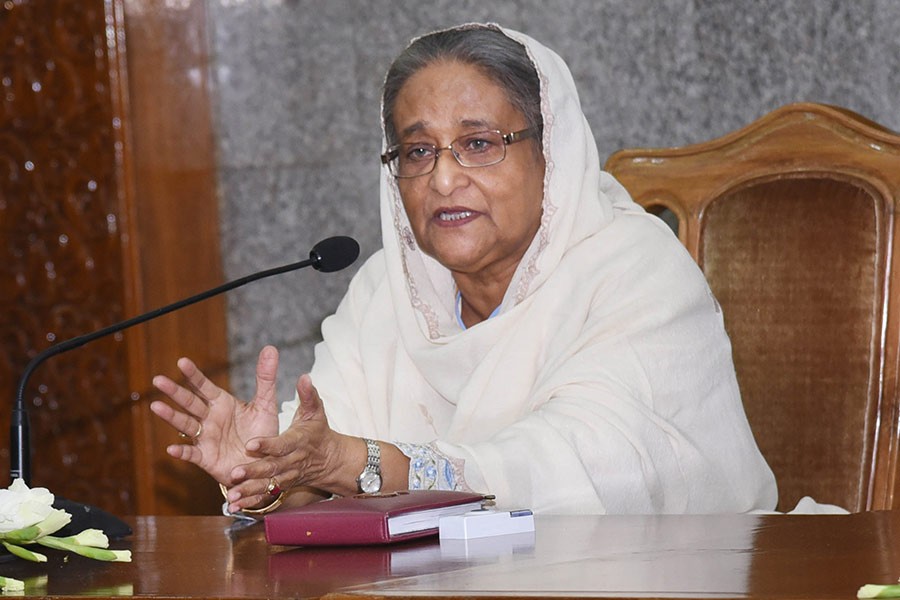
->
[207,0,900,400]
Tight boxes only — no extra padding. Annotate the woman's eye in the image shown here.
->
[461,137,494,153]
[404,145,434,162]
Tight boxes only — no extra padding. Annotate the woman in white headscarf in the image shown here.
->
[151,23,777,515]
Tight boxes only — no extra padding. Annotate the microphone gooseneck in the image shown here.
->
[10,235,360,485]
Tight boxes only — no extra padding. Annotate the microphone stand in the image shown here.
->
[10,235,358,537]
[11,254,319,484]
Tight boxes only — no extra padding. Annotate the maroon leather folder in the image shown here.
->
[264,490,486,546]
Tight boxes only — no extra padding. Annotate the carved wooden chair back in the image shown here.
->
[605,103,900,511]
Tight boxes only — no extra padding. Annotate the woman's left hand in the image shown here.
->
[150,346,282,486]
[223,374,359,512]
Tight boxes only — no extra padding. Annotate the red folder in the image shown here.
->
[264,490,486,546]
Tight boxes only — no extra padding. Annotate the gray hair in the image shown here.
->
[382,25,542,149]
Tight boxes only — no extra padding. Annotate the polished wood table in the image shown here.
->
[2,512,899,599]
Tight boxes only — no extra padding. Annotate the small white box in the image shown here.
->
[438,509,535,540]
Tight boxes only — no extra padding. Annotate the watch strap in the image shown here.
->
[364,438,381,472]
[357,438,382,493]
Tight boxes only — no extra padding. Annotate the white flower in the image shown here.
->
[0,479,54,534]
[0,480,130,565]
[37,537,131,562]
[61,529,109,548]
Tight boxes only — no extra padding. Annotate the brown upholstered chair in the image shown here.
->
[605,103,900,512]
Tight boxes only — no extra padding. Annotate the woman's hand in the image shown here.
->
[149,345,282,485]
[222,374,361,512]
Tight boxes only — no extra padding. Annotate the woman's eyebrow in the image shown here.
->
[399,118,495,141]
[459,118,493,129]
[399,122,427,139]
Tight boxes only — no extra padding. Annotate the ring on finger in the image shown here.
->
[177,421,203,442]
[266,477,282,497]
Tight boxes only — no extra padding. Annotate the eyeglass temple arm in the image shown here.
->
[380,148,398,164]
[503,126,542,144]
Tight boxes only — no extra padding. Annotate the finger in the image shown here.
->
[149,397,203,439]
[231,452,305,487]
[225,472,296,512]
[230,457,279,483]
[165,442,204,466]
[177,356,226,408]
[295,374,325,422]
[245,424,294,455]
[253,346,280,412]
[152,375,210,420]
[226,489,279,513]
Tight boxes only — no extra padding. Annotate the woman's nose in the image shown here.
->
[428,149,468,195]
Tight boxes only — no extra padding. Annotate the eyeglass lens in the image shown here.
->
[391,130,507,178]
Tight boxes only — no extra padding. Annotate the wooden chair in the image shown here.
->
[605,103,900,512]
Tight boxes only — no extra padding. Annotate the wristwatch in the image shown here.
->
[356,438,383,494]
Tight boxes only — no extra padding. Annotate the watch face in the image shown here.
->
[359,470,382,494]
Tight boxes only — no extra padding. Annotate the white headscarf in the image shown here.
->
[287,24,777,514]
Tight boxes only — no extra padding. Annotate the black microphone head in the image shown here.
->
[310,236,360,273]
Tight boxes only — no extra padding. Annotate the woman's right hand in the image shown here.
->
[149,345,282,485]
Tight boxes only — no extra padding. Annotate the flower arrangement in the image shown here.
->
[0,479,131,592]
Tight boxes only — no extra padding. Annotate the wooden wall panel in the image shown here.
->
[0,0,227,515]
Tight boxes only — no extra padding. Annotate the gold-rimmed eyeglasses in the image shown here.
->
[380,127,541,179]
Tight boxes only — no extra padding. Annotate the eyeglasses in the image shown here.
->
[380,127,541,179]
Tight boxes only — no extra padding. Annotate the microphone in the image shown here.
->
[10,236,359,533]
[307,235,361,273]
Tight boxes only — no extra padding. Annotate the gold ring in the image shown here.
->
[177,422,202,442]
[265,477,282,497]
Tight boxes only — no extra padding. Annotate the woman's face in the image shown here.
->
[392,60,545,282]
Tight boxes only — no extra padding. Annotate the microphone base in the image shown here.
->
[52,497,132,541]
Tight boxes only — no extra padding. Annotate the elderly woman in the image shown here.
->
[151,23,777,515]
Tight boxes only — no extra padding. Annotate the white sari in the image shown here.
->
[280,24,777,514]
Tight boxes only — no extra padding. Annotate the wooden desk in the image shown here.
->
[2,512,899,599]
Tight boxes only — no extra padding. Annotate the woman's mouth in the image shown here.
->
[437,210,475,222]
